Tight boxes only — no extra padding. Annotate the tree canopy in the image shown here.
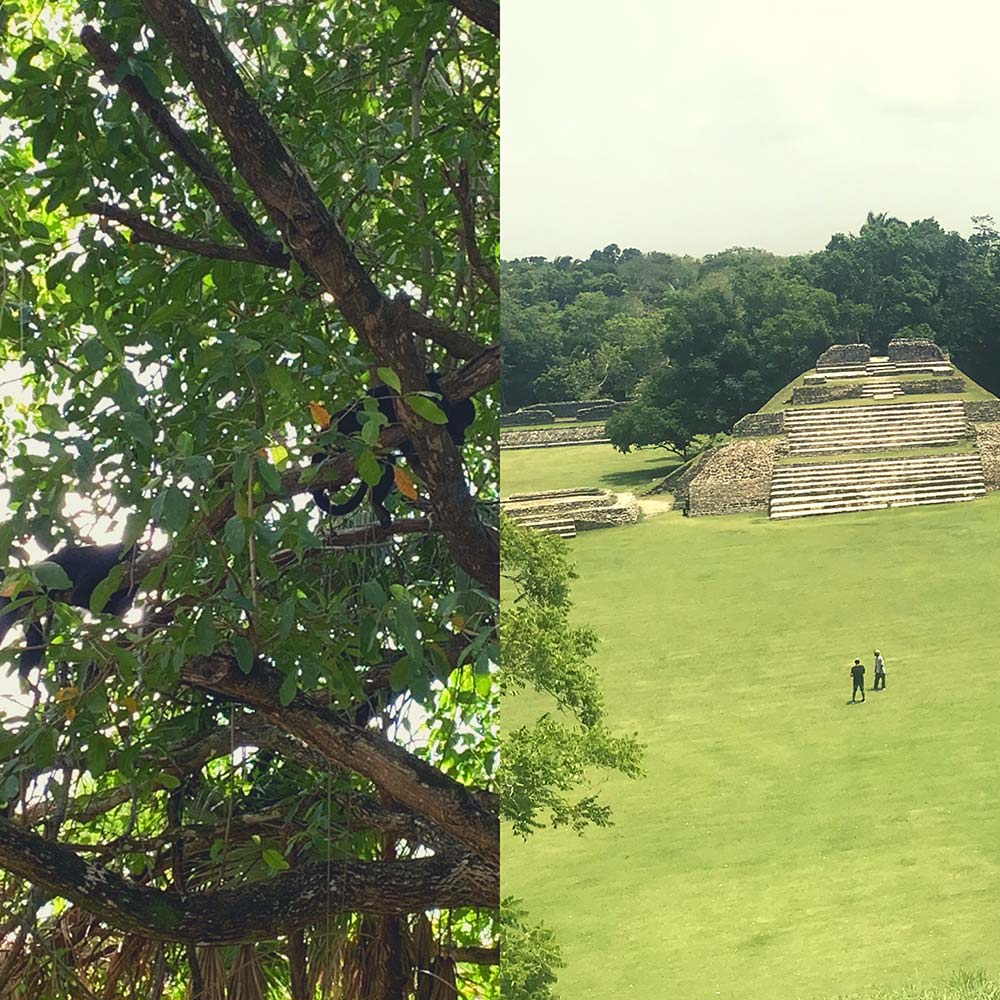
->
[0,0,498,996]
[504,216,1000,456]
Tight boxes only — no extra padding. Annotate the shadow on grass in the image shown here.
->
[600,461,682,489]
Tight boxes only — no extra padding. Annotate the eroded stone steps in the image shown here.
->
[860,380,903,399]
[509,517,577,538]
[771,493,983,520]
[769,453,986,519]
[785,401,968,455]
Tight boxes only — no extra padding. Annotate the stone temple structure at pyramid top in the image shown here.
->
[671,339,1000,520]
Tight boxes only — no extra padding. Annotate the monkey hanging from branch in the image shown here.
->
[309,372,475,528]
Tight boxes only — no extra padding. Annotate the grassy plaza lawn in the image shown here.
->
[503,494,1000,999]
[500,442,681,497]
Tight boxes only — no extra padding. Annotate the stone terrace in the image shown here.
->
[783,400,968,455]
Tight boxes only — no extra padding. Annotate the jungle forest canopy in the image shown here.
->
[0,0,498,997]
[502,215,1000,454]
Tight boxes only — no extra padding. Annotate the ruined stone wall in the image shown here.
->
[522,399,617,419]
[816,344,871,367]
[577,404,619,420]
[501,409,556,426]
[965,401,1000,422]
[887,338,948,362]
[974,424,1000,488]
[686,438,777,516]
[500,424,609,448]
[900,378,964,395]
[791,384,863,405]
[732,411,785,436]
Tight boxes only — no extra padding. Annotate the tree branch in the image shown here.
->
[138,0,498,595]
[447,0,500,37]
[180,655,499,863]
[79,24,288,267]
[0,817,497,944]
[444,160,499,298]
[85,201,280,265]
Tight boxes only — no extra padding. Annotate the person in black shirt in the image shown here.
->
[850,659,866,702]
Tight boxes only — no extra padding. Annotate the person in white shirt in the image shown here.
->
[873,649,886,691]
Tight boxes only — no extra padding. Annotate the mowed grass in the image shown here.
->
[500,443,680,497]
[502,495,1000,1000]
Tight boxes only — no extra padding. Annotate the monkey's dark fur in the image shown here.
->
[311,373,475,527]
[0,544,137,679]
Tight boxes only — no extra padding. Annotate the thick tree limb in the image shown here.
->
[448,0,500,37]
[79,24,288,267]
[181,655,499,863]
[444,944,499,965]
[139,0,498,594]
[0,817,497,944]
[85,201,279,265]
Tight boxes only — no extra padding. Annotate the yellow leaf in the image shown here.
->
[451,614,467,632]
[65,705,76,721]
[309,402,332,429]
[394,464,418,500]
[257,448,268,459]
[122,696,138,714]
[55,686,78,703]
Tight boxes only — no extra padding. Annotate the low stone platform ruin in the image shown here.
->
[502,488,641,536]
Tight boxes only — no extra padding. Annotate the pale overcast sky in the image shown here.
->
[501,0,1000,260]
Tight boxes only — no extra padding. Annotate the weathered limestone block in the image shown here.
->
[686,438,777,516]
[816,343,871,367]
[803,375,827,386]
[732,411,785,436]
[887,338,948,362]
[974,424,1000,488]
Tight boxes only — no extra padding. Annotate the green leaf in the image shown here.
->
[389,656,411,692]
[234,636,254,674]
[122,413,154,448]
[262,848,290,872]
[360,416,381,445]
[177,431,194,457]
[38,404,68,432]
[256,456,282,493]
[223,515,246,555]
[194,612,216,655]
[364,163,380,190]
[86,735,111,777]
[377,367,401,392]
[357,449,383,487]
[406,393,448,424]
[279,669,298,706]
[161,486,190,534]
[155,772,181,790]
[114,648,141,685]
[34,562,72,590]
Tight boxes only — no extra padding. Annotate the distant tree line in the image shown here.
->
[502,214,1000,455]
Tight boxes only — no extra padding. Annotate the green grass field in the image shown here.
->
[503,494,1000,999]
[500,443,680,497]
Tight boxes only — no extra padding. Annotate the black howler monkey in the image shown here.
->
[311,372,475,527]
[0,544,137,679]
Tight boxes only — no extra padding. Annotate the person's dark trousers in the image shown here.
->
[874,674,885,690]
[852,680,865,701]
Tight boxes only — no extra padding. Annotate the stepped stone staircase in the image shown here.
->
[816,355,954,379]
[784,400,968,455]
[770,454,986,519]
[502,488,641,536]
[860,379,902,400]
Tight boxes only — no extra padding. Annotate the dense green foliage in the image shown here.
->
[502,215,1000,454]
[0,0,498,996]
